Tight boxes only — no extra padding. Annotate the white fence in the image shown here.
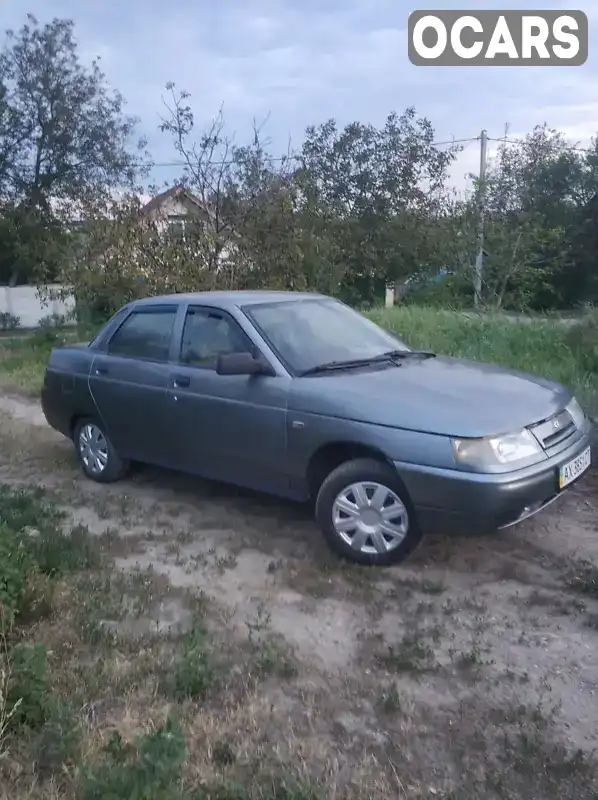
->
[0,285,75,329]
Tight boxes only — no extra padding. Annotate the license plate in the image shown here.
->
[559,446,591,489]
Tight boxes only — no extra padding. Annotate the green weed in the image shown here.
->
[159,622,218,701]
[5,642,48,731]
[377,632,438,675]
[81,717,186,800]
[0,485,100,621]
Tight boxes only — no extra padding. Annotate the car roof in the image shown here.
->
[132,290,329,310]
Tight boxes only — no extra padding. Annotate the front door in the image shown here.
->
[166,305,290,495]
[88,304,179,465]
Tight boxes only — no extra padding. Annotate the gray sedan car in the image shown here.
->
[41,291,593,565]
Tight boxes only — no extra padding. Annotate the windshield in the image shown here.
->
[243,298,409,374]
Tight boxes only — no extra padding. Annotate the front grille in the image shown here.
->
[529,409,577,450]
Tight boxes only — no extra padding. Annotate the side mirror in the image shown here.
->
[216,351,273,376]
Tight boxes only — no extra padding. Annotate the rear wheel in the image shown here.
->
[73,418,129,483]
[315,458,422,566]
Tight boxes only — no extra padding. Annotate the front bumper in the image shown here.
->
[393,424,594,536]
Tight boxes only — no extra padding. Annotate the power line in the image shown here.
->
[487,136,597,153]
[135,131,597,171]
[142,137,481,169]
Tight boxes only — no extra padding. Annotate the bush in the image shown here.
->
[0,486,64,534]
[5,642,48,730]
[81,717,187,800]
[31,522,101,577]
[0,486,100,622]
[404,272,473,308]
[38,313,68,329]
[0,312,20,331]
[159,622,217,701]
[33,697,81,778]
[28,325,64,348]
[0,522,39,621]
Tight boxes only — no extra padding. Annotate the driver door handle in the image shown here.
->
[173,374,190,388]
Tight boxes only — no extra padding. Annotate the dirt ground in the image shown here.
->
[1,391,598,798]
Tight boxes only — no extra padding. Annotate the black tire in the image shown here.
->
[315,457,422,566]
[73,417,130,484]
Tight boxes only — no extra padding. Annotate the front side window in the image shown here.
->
[107,307,177,361]
[244,298,408,374]
[180,307,252,368]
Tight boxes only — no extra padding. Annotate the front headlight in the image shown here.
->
[565,397,585,429]
[452,428,542,469]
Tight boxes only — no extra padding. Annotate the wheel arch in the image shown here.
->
[69,414,84,438]
[306,441,394,499]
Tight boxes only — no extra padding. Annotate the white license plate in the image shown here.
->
[559,446,591,489]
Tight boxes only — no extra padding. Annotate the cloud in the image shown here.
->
[2,0,597,191]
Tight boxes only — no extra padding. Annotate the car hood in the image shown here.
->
[289,355,570,437]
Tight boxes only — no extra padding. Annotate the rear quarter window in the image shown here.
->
[107,307,177,361]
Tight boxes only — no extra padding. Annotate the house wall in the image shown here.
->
[0,285,75,329]
[159,196,193,217]
[148,195,208,233]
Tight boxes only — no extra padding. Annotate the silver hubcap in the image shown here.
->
[332,481,408,554]
[78,423,109,474]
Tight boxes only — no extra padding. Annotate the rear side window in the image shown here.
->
[107,308,177,361]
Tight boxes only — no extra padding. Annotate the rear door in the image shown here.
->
[166,304,291,494]
[88,304,179,466]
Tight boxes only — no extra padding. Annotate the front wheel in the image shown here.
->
[315,458,422,566]
[73,418,130,484]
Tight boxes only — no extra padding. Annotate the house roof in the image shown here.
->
[140,184,209,216]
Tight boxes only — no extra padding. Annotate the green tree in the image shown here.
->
[0,14,144,285]
[159,84,330,292]
[297,111,460,304]
[442,126,598,310]
[49,192,224,321]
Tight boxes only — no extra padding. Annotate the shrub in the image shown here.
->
[28,325,63,348]
[31,522,101,576]
[0,312,20,331]
[80,717,187,800]
[0,485,64,535]
[5,643,48,730]
[0,486,100,621]
[38,313,68,329]
[159,622,217,701]
[0,521,39,621]
[33,697,81,778]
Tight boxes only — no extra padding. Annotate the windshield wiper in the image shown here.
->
[298,349,436,376]
[298,358,388,376]
[380,349,436,360]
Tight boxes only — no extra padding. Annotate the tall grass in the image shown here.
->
[0,307,596,414]
[0,325,93,397]
[370,307,598,415]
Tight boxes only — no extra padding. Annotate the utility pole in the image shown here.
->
[474,129,487,308]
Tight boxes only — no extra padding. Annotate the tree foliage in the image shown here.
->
[2,14,598,312]
[436,127,598,310]
[0,14,143,285]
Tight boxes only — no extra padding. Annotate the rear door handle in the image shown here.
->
[173,375,190,388]
[95,365,108,375]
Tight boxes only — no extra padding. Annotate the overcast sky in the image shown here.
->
[2,0,596,190]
